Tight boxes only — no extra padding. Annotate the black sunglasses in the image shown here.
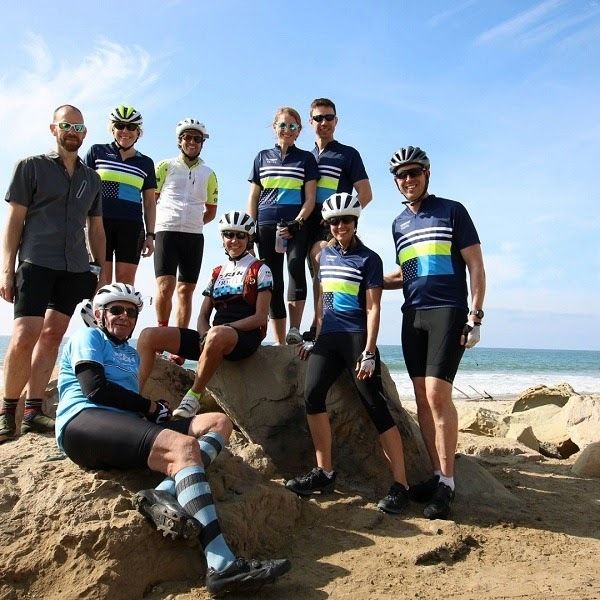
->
[180,133,204,143]
[222,231,248,240]
[311,114,336,123]
[395,167,426,180]
[113,122,139,131]
[103,305,138,318]
[327,216,355,226]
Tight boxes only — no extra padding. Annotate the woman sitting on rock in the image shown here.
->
[137,211,273,417]
[56,283,289,596]
[285,193,410,514]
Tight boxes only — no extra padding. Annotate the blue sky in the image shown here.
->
[0,0,598,349]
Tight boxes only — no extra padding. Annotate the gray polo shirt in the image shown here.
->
[5,152,102,272]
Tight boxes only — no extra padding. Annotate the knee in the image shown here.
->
[38,325,66,349]
[203,327,229,353]
[157,278,175,296]
[211,413,233,441]
[177,283,195,298]
[137,327,159,353]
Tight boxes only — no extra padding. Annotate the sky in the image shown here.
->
[0,0,598,350]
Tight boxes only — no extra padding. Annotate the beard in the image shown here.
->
[59,135,83,153]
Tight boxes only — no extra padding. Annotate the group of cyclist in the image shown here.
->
[0,98,485,596]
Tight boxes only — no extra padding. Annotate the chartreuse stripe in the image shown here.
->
[317,176,338,190]
[399,240,451,264]
[261,176,302,189]
[97,168,144,189]
[155,161,169,192]
[322,279,360,295]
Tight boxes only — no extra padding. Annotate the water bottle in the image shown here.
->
[275,220,288,254]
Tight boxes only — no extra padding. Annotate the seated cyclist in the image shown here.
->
[137,211,273,418]
[56,283,289,596]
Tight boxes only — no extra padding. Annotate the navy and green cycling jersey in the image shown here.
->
[312,140,368,205]
[84,142,157,222]
[319,240,383,335]
[392,194,480,312]
[56,327,140,451]
[248,145,319,225]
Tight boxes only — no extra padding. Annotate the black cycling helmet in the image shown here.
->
[389,146,430,174]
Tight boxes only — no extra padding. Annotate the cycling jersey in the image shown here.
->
[319,240,383,335]
[56,327,140,450]
[155,156,218,234]
[84,142,156,221]
[312,140,368,205]
[392,195,480,312]
[203,253,273,325]
[248,145,319,225]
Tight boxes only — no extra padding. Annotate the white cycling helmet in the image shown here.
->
[176,118,209,140]
[93,283,144,313]
[109,105,143,126]
[80,300,97,328]
[389,146,430,174]
[321,193,362,221]
[218,211,256,236]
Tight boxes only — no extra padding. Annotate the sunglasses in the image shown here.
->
[327,216,355,226]
[113,122,139,131]
[180,133,204,143]
[276,122,300,131]
[222,231,248,240]
[103,305,138,318]
[311,114,336,123]
[395,167,426,180]
[56,122,86,133]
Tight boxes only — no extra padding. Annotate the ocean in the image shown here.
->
[0,336,597,401]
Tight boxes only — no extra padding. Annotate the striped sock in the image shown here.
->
[1,399,18,415]
[175,465,235,572]
[155,432,226,497]
[24,398,43,419]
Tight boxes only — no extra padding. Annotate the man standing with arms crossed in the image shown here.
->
[304,98,373,340]
[384,146,486,519]
[0,104,105,442]
[153,118,218,365]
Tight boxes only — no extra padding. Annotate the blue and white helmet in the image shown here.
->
[218,211,256,236]
[321,193,361,221]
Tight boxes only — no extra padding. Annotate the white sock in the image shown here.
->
[439,475,455,491]
[434,470,442,478]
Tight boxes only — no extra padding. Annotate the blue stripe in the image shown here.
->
[417,254,454,276]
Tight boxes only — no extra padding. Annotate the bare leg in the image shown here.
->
[26,310,71,399]
[98,261,114,287]
[3,317,44,398]
[137,327,182,390]
[190,327,237,393]
[306,412,333,472]
[378,426,408,486]
[187,412,234,441]
[271,317,286,345]
[155,275,176,324]
[412,376,439,472]
[115,262,138,285]
[175,282,196,328]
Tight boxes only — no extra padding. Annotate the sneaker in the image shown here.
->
[423,482,455,520]
[408,475,440,502]
[0,412,17,443]
[21,411,55,434]
[285,327,303,345]
[173,392,201,419]
[167,353,185,366]
[377,482,410,514]
[285,467,336,496]
[302,326,317,342]
[133,489,201,540]
[205,557,291,597]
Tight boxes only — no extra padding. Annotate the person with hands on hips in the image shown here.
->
[384,146,486,520]
[286,193,410,515]
[57,282,290,597]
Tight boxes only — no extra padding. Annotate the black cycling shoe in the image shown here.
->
[285,467,336,496]
[206,557,291,597]
[408,475,440,502]
[302,326,317,342]
[377,482,410,514]
[133,489,202,540]
[423,482,455,520]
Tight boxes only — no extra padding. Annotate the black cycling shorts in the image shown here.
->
[13,262,97,318]
[62,408,193,470]
[305,209,329,246]
[401,307,468,383]
[154,231,204,283]
[104,218,145,264]
[178,326,262,362]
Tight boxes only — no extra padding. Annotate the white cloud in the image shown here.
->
[427,0,478,28]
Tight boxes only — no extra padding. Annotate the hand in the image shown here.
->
[141,237,154,258]
[148,399,172,423]
[284,219,302,235]
[461,320,481,348]
[355,350,376,380]
[298,340,315,361]
[0,272,15,304]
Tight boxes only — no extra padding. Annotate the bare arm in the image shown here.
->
[296,179,316,222]
[87,215,107,290]
[141,188,156,257]
[461,244,486,319]
[203,204,217,225]
[197,295,214,335]
[383,267,404,290]
[354,178,372,208]
[246,183,261,220]
[0,202,27,303]
[364,287,382,353]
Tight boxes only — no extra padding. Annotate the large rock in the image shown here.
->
[572,442,600,478]
[504,423,539,452]
[562,395,600,449]
[458,407,508,437]
[511,384,576,413]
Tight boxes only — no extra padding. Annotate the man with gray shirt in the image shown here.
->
[0,104,105,443]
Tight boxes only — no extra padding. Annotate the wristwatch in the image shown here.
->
[146,232,156,240]
[469,309,484,319]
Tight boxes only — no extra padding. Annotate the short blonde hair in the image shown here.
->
[273,106,302,129]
